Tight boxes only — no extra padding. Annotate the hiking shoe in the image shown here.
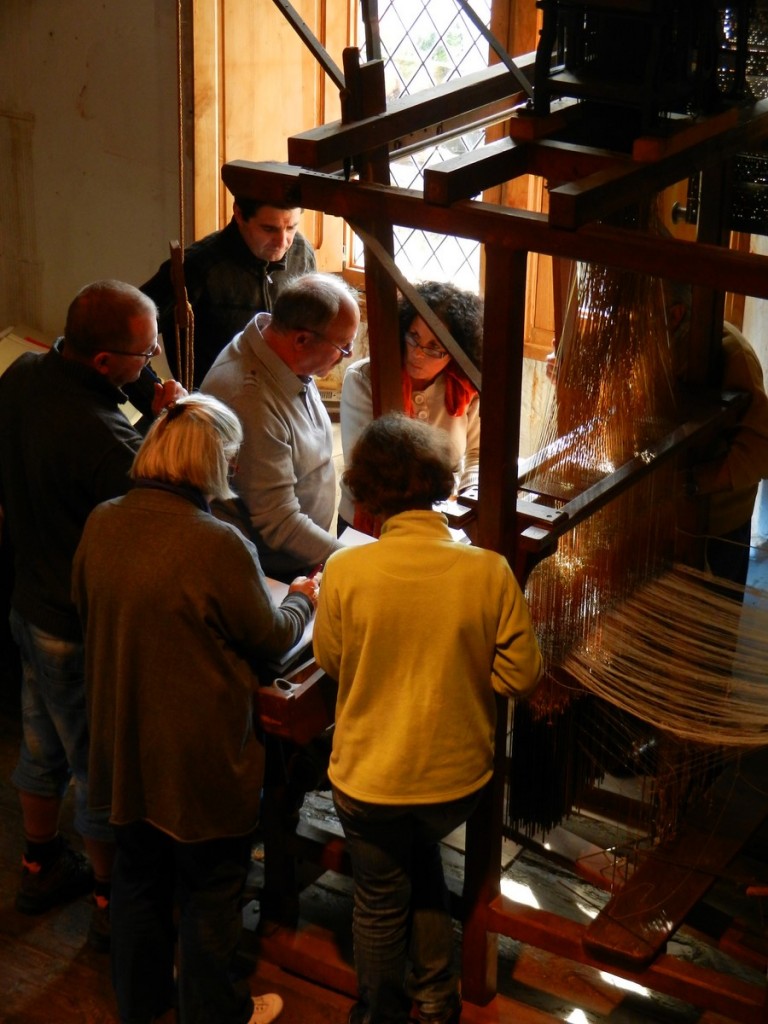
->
[248,994,283,1024]
[87,894,111,952]
[15,841,93,915]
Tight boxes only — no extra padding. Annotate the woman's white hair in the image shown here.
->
[131,392,243,501]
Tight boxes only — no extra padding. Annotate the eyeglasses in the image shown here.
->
[101,340,160,364]
[300,328,355,359]
[404,330,448,360]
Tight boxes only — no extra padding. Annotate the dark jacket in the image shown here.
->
[0,347,140,640]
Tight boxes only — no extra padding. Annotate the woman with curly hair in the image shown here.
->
[338,281,482,534]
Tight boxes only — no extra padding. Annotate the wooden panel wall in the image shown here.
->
[192,0,351,270]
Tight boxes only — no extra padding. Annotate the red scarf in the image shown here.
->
[401,365,477,417]
[352,505,381,538]
[352,364,477,537]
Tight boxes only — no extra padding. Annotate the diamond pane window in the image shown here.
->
[353,0,491,291]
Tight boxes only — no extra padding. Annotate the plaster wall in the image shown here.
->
[0,0,181,339]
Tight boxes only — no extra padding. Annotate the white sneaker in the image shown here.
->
[248,993,284,1024]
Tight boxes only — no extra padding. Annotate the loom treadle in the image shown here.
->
[583,748,768,968]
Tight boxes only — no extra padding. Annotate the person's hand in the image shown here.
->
[151,378,187,417]
[289,574,320,608]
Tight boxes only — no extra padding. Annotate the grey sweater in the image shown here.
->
[202,313,343,580]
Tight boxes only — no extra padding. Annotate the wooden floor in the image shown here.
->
[0,679,558,1024]
[1,665,767,1024]
[0,677,352,1024]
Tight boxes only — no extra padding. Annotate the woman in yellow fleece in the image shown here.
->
[313,413,542,1024]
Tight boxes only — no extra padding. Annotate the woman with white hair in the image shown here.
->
[73,392,316,1024]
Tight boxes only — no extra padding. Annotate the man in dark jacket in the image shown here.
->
[0,280,183,948]
[141,196,316,387]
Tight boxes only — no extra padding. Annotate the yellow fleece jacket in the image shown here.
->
[313,511,543,805]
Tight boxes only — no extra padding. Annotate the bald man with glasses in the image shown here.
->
[0,279,184,950]
[202,271,359,582]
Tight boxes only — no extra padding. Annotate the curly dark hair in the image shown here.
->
[343,413,457,519]
[398,281,483,368]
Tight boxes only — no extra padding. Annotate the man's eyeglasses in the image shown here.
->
[300,328,355,359]
[404,330,448,361]
[101,340,160,364]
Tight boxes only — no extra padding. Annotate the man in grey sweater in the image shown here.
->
[202,272,360,581]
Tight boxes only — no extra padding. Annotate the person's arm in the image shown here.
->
[340,360,373,464]
[458,393,481,493]
[693,331,768,495]
[220,527,316,662]
[288,232,317,276]
[123,365,187,430]
[140,260,174,320]
[122,365,163,426]
[312,557,342,681]
[490,562,543,700]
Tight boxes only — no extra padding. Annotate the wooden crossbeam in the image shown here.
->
[286,58,536,169]
[489,899,766,1024]
[424,138,531,205]
[549,100,768,228]
[298,174,768,298]
[221,162,768,299]
[424,137,633,205]
[222,160,304,207]
[523,138,635,183]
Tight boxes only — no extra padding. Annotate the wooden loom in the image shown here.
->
[240,4,768,1019]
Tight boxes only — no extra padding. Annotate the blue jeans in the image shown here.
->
[9,608,112,842]
[333,786,483,1024]
[111,821,254,1024]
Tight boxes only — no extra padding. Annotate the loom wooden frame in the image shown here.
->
[229,36,768,1022]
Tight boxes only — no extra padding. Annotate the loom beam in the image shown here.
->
[285,59,537,171]
[222,160,768,299]
[513,391,750,580]
[423,135,634,206]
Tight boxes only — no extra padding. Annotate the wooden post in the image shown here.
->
[461,245,528,1003]
[476,246,528,564]
[168,240,193,392]
[341,47,402,417]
